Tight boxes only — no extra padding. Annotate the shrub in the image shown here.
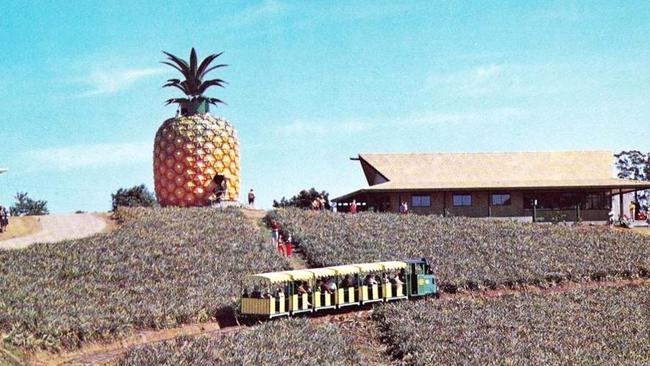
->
[373,285,650,365]
[273,188,330,210]
[0,207,289,351]
[269,209,650,291]
[118,319,361,365]
[9,192,48,216]
[111,184,157,211]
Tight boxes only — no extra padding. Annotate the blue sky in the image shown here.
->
[0,1,649,213]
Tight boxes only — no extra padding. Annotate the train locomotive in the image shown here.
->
[241,258,437,319]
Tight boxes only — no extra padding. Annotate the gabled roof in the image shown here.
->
[333,151,650,201]
[360,151,613,185]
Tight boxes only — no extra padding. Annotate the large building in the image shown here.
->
[332,151,650,222]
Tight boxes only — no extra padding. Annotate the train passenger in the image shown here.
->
[391,272,404,285]
[251,286,262,298]
[340,274,354,288]
[296,282,312,306]
[319,278,332,293]
[297,282,308,295]
[276,287,284,297]
[326,277,337,293]
[364,274,378,286]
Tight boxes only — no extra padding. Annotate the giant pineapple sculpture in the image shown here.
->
[154,48,239,206]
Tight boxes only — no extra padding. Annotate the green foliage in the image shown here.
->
[118,319,361,365]
[272,188,330,210]
[162,48,227,107]
[615,150,650,208]
[270,209,650,292]
[111,184,157,211]
[9,192,48,216]
[0,208,289,351]
[373,285,650,365]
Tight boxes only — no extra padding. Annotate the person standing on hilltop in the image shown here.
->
[0,206,5,233]
[0,206,8,233]
[247,189,255,207]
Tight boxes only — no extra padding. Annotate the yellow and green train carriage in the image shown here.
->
[240,258,438,319]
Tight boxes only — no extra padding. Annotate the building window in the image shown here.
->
[585,192,609,210]
[523,191,610,210]
[412,195,431,207]
[453,193,472,207]
[491,193,511,206]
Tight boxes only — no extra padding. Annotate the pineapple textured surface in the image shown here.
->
[154,114,240,206]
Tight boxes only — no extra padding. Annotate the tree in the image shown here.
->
[111,184,157,211]
[273,188,331,210]
[10,192,49,216]
[614,150,650,209]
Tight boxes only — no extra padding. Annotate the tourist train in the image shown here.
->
[240,258,438,319]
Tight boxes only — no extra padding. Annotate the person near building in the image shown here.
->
[349,199,358,214]
[399,201,409,214]
[629,201,637,221]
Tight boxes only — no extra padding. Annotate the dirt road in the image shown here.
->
[0,213,108,250]
[27,278,649,366]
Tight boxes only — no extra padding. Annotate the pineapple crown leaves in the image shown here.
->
[161,48,228,106]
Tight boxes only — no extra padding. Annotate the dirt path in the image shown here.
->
[27,278,648,366]
[0,213,108,250]
[0,216,40,241]
[29,322,239,366]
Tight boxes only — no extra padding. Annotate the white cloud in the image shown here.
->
[226,0,283,28]
[80,67,166,96]
[401,107,529,126]
[22,142,151,171]
[275,119,373,137]
[426,63,587,97]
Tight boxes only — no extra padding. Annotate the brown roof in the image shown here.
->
[333,151,650,201]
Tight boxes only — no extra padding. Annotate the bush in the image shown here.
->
[9,192,48,216]
[0,207,289,351]
[111,184,157,211]
[273,188,330,210]
[269,209,650,291]
[373,285,650,365]
[118,319,361,365]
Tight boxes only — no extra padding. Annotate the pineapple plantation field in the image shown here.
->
[373,284,650,365]
[0,207,289,351]
[117,319,363,366]
[268,209,650,291]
